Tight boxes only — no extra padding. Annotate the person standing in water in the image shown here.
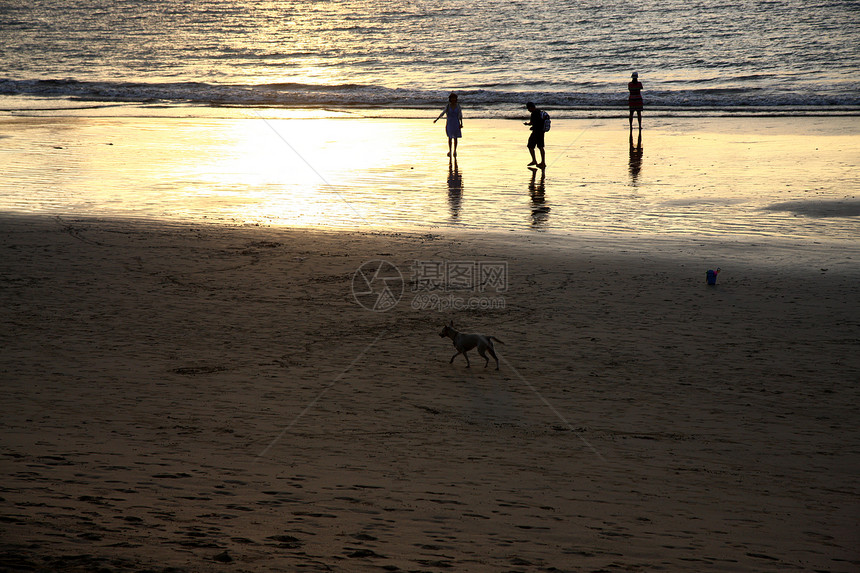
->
[628,72,643,130]
[524,102,546,169]
[434,92,463,157]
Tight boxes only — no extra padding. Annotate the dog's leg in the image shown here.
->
[450,350,471,367]
[477,346,490,368]
[487,346,500,370]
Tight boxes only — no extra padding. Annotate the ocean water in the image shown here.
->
[1,1,858,245]
[2,0,859,115]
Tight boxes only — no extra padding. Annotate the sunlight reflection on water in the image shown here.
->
[1,115,858,243]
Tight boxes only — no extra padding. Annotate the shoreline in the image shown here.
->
[1,214,858,571]
[2,97,860,121]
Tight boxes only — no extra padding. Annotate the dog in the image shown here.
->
[439,321,503,370]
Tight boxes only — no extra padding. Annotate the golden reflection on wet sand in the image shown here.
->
[0,115,858,241]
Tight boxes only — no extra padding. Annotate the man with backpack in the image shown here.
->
[524,102,549,169]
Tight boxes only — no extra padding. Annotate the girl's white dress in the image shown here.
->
[443,104,462,138]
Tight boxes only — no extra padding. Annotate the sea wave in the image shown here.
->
[1,78,857,114]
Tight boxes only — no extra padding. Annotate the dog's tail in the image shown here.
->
[489,336,504,344]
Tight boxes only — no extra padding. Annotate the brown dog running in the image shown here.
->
[439,320,504,370]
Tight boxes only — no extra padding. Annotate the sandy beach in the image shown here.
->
[1,211,858,572]
[4,0,860,568]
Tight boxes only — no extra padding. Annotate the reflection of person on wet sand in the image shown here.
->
[628,72,643,130]
[529,167,549,225]
[434,92,463,157]
[629,129,643,185]
[447,158,462,219]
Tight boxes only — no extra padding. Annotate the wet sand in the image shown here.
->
[1,113,859,242]
[1,214,858,572]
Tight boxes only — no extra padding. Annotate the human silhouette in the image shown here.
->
[524,102,547,169]
[434,92,463,157]
[628,72,643,130]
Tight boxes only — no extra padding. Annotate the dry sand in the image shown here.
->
[1,214,858,572]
